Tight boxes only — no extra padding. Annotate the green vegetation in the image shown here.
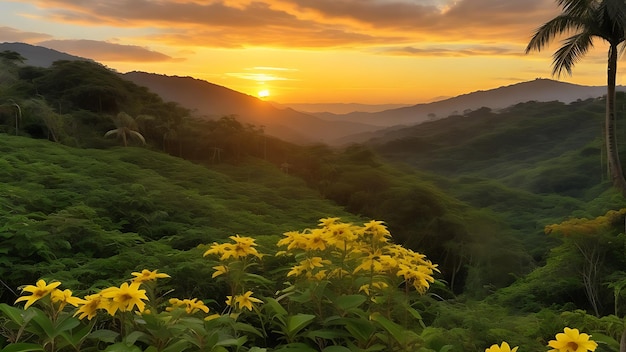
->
[1,50,626,350]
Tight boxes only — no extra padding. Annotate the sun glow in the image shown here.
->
[258,89,270,99]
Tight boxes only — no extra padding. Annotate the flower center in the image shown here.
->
[566,342,579,351]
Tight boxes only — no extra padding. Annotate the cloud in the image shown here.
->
[0,26,52,42]
[382,44,525,57]
[19,0,560,49]
[36,39,179,62]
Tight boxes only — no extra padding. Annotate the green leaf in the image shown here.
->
[335,294,366,311]
[0,304,27,325]
[0,343,45,352]
[103,342,142,352]
[29,309,56,338]
[370,312,418,346]
[161,339,191,352]
[215,336,247,347]
[338,317,375,343]
[264,297,288,316]
[272,343,318,352]
[88,329,120,344]
[54,315,80,334]
[123,331,147,345]
[233,322,264,338]
[285,314,316,338]
[590,332,620,351]
[322,346,352,352]
[438,345,455,352]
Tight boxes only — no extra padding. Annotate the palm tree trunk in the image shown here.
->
[606,43,626,196]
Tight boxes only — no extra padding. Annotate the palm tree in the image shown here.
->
[104,112,146,147]
[526,0,626,195]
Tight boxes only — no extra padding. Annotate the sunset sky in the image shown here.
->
[0,0,620,105]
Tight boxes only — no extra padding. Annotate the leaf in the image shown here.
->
[335,294,366,311]
[263,297,288,316]
[29,309,56,338]
[88,329,120,344]
[215,336,247,347]
[103,342,142,352]
[370,312,418,346]
[438,345,455,352]
[285,314,316,338]
[271,343,318,352]
[589,332,620,351]
[0,343,45,352]
[322,347,352,352]
[123,331,148,346]
[0,304,26,325]
[338,317,375,343]
[161,339,191,352]
[54,315,80,334]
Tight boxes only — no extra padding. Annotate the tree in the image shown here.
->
[104,112,146,147]
[525,0,626,195]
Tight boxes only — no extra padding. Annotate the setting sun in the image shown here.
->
[258,89,270,99]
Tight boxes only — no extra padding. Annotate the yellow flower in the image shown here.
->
[168,298,210,314]
[212,265,229,278]
[15,280,62,309]
[131,269,170,283]
[101,282,148,314]
[362,220,391,243]
[184,298,210,314]
[277,231,307,250]
[234,291,263,311]
[51,288,82,311]
[318,217,341,227]
[205,235,262,260]
[74,293,104,320]
[304,229,329,251]
[548,327,598,352]
[486,342,519,352]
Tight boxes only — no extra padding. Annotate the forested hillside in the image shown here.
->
[2,49,626,351]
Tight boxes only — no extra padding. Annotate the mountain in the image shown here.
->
[315,79,625,127]
[0,42,92,67]
[122,72,380,145]
[277,102,412,114]
[6,41,625,144]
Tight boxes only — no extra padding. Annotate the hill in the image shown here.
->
[316,79,623,128]
[0,42,92,67]
[0,135,356,303]
[122,72,380,145]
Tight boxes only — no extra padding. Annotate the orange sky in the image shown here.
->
[0,0,621,104]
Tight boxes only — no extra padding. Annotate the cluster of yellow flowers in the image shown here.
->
[204,234,265,313]
[15,269,213,321]
[486,327,598,352]
[277,218,439,294]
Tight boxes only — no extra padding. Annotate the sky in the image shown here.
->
[0,0,620,105]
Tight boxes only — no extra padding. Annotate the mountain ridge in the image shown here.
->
[4,41,625,144]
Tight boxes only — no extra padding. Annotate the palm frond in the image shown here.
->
[557,0,596,17]
[526,15,588,53]
[551,32,594,77]
[598,0,626,40]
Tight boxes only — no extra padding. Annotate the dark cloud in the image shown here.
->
[0,26,53,42]
[36,39,179,62]
[25,0,560,48]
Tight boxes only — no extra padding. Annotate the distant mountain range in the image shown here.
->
[2,41,624,145]
[312,79,625,127]
[121,72,379,144]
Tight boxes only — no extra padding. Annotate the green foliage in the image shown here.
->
[0,136,354,303]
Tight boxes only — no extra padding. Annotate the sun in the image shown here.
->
[258,89,270,99]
